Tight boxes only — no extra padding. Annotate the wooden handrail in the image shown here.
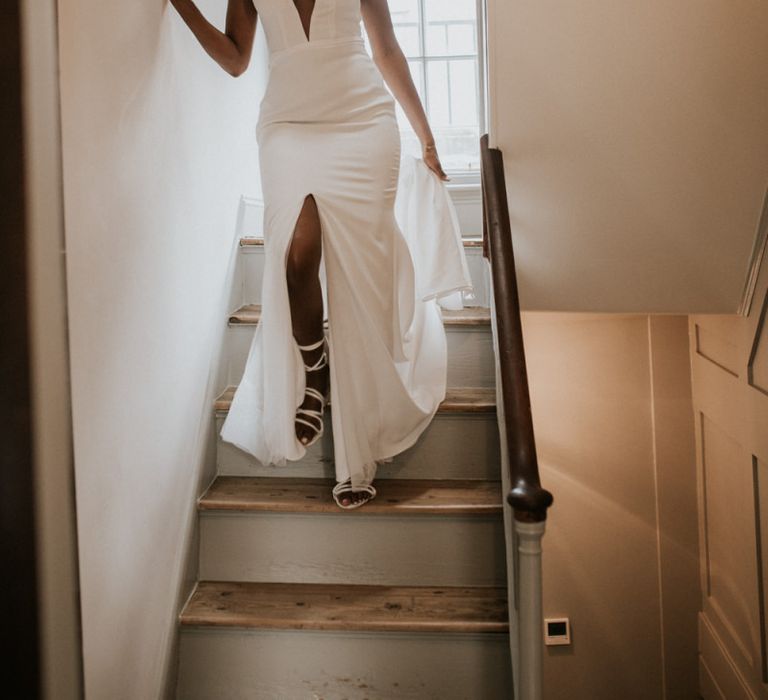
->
[480,134,553,523]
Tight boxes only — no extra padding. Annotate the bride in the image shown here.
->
[171,0,457,510]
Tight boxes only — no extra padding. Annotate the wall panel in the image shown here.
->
[522,313,699,699]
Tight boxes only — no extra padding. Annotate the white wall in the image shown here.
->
[487,0,768,313]
[58,1,267,697]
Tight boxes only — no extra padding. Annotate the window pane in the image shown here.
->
[426,20,476,56]
[424,0,476,23]
[434,126,481,171]
[426,60,450,128]
[424,0,476,57]
[394,60,425,131]
[429,58,480,170]
[394,24,420,56]
[447,23,475,54]
[388,0,420,25]
[425,23,447,55]
[448,58,477,126]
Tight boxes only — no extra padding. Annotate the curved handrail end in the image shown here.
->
[508,484,554,523]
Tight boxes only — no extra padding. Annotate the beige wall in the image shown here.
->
[689,259,768,697]
[58,1,267,697]
[522,313,699,699]
[487,0,768,313]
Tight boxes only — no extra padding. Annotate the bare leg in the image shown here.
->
[285,195,372,507]
[286,194,328,445]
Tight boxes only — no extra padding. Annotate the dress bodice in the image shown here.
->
[253,0,392,138]
[254,0,364,56]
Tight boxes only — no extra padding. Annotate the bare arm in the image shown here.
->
[361,0,447,180]
[170,0,258,77]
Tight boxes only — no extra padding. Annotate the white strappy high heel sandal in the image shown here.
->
[295,336,329,448]
[332,478,377,510]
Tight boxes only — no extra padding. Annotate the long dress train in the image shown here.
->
[219,0,472,491]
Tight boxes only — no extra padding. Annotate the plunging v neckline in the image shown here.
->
[290,0,316,42]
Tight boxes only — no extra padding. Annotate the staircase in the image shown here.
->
[175,234,513,699]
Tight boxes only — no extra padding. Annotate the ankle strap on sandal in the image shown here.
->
[297,336,328,372]
[297,337,325,352]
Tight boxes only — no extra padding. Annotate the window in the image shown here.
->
[363,0,485,176]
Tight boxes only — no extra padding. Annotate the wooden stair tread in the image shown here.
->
[180,580,508,633]
[214,385,495,413]
[199,476,502,515]
[228,303,490,327]
[440,307,491,326]
[240,236,484,249]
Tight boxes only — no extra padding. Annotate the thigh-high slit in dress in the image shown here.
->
[219,0,472,491]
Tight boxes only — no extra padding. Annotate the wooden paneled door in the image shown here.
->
[691,256,768,699]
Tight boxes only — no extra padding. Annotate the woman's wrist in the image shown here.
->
[419,129,436,148]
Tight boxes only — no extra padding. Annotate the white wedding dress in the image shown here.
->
[219,0,471,491]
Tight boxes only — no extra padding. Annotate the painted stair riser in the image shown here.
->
[239,244,491,308]
[176,628,512,700]
[223,323,495,389]
[199,511,507,587]
[215,413,501,480]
